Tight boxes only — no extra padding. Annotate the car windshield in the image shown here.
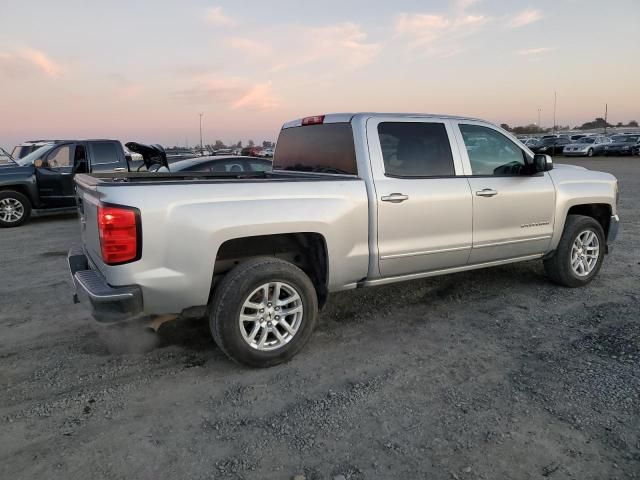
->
[576,138,595,144]
[0,148,16,165]
[541,137,558,145]
[15,144,53,166]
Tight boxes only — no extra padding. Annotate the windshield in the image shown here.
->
[576,137,595,144]
[612,135,638,143]
[15,144,54,166]
[0,148,15,165]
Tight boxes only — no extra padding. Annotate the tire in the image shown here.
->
[0,190,31,228]
[543,215,606,287]
[587,148,594,157]
[209,256,318,367]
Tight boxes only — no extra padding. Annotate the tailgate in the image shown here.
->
[75,176,103,268]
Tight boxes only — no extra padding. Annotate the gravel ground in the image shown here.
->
[1,157,638,480]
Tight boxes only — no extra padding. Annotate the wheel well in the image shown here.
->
[212,233,329,308]
[0,185,30,199]
[567,204,611,235]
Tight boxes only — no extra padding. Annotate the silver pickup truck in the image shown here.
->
[69,113,620,367]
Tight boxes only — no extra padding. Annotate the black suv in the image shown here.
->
[530,136,571,156]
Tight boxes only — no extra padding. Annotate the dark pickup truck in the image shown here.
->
[0,139,161,227]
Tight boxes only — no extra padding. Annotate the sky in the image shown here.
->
[1,0,639,149]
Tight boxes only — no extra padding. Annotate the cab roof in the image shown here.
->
[282,112,487,129]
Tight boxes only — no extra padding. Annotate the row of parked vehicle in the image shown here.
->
[517,133,640,157]
[0,139,273,228]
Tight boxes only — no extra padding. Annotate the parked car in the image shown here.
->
[169,156,272,173]
[241,146,263,157]
[522,138,540,148]
[0,139,161,227]
[563,136,611,157]
[258,148,274,158]
[530,136,571,155]
[213,148,234,156]
[68,112,619,367]
[603,135,640,155]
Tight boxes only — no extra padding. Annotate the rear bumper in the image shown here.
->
[68,246,143,322]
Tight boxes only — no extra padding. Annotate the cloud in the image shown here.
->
[0,47,62,78]
[175,74,279,111]
[508,9,543,28]
[205,6,237,27]
[395,11,489,52]
[226,37,273,59]
[232,81,279,111]
[271,22,380,72]
[517,47,556,55]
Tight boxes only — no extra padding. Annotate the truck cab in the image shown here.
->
[0,139,131,227]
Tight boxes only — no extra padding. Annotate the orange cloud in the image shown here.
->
[0,47,63,78]
[232,81,279,111]
[508,9,543,28]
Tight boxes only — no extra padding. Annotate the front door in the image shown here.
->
[453,122,556,264]
[36,143,76,208]
[368,118,472,278]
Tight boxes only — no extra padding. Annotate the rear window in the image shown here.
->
[273,123,357,175]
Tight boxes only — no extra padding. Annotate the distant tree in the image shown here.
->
[262,141,274,148]
[248,139,255,147]
[578,117,612,130]
[235,141,242,148]
[214,140,226,149]
[500,123,511,131]
[628,120,639,127]
[616,122,623,127]
[511,124,545,135]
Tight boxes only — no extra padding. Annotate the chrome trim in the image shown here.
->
[380,245,470,260]
[363,254,544,287]
[473,235,551,249]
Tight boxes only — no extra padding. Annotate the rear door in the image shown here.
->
[36,143,76,207]
[452,121,556,264]
[367,117,472,277]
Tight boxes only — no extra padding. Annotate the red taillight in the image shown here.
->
[301,115,325,126]
[97,205,139,265]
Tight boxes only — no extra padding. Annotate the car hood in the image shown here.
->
[125,142,169,170]
[0,163,35,175]
[553,163,587,171]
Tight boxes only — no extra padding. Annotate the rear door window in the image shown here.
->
[90,142,120,165]
[378,122,455,177]
[273,123,357,175]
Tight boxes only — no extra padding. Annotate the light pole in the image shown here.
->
[199,113,204,155]
[537,108,542,130]
[553,91,557,134]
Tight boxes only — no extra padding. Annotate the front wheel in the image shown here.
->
[587,148,594,157]
[209,257,318,367]
[543,215,605,287]
[0,190,31,228]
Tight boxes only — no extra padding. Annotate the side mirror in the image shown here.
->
[532,154,553,173]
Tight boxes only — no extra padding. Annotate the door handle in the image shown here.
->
[381,193,409,203]
[475,189,498,197]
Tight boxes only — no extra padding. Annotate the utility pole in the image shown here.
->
[537,108,542,130]
[199,113,204,155]
[604,103,608,134]
[553,91,557,134]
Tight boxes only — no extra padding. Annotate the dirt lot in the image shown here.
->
[1,157,638,480]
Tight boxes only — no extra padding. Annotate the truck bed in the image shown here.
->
[76,170,360,187]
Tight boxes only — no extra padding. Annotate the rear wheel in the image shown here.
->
[543,215,605,287]
[209,257,318,367]
[0,191,31,228]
